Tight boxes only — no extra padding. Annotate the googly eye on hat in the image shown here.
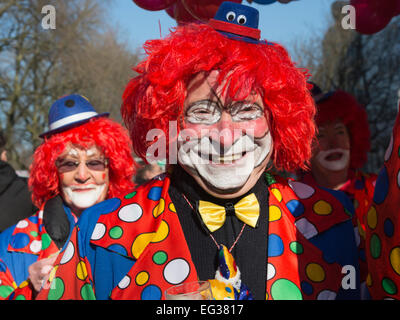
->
[39,94,109,138]
[209,1,274,45]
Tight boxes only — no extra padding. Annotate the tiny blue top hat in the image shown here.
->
[209,1,271,45]
[40,94,109,138]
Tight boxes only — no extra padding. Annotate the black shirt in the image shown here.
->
[168,165,269,300]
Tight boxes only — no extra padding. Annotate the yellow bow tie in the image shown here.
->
[197,193,260,233]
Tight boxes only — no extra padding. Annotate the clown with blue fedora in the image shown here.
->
[0,94,136,300]
[37,2,361,300]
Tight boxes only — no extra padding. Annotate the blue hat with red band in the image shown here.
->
[40,94,109,138]
[209,1,272,45]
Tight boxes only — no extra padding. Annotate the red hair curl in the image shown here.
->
[29,117,136,208]
[122,23,316,172]
[315,90,370,169]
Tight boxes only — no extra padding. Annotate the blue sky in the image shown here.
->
[108,0,337,55]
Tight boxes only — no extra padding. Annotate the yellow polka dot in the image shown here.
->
[136,271,149,286]
[153,198,165,218]
[152,220,169,243]
[366,273,372,287]
[306,263,325,282]
[12,281,18,289]
[131,232,155,259]
[367,206,377,230]
[19,280,29,289]
[313,200,332,215]
[353,199,359,209]
[48,265,58,283]
[168,202,176,213]
[390,247,400,276]
[76,261,88,281]
[271,188,282,202]
[269,205,282,222]
[266,292,269,300]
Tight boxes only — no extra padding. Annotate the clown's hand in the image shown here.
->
[208,245,253,300]
[28,253,59,292]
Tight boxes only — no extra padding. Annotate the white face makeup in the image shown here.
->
[57,145,109,214]
[178,131,272,191]
[315,148,350,171]
[177,71,272,197]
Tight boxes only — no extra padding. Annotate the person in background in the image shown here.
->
[0,94,136,300]
[298,86,377,298]
[134,163,164,186]
[0,130,36,233]
[38,2,360,300]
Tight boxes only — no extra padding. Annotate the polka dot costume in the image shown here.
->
[365,107,400,299]
[0,209,61,300]
[38,172,355,300]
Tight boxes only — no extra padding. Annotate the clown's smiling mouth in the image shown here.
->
[197,150,249,164]
[325,152,343,161]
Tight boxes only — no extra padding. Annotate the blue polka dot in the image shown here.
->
[373,166,389,204]
[98,198,122,215]
[301,281,313,295]
[354,179,365,190]
[286,200,305,217]
[0,260,7,273]
[28,216,38,224]
[141,285,162,300]
[322,251,336,264]
[225,286,232,293]
[148,187,162,201]
[268,234,284,257]
[107,244,127,256]
[10,233,30,249]
[384,218,394,238]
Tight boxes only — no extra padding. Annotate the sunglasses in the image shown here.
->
[56,158,109,173]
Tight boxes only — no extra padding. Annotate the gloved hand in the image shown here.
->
[28,253,59,292]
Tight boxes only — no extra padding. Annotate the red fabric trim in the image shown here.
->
[209,19,260,40]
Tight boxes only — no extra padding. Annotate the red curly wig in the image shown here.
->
[29,117,136,208]
[315,90,371,169]
[122,23,316,172]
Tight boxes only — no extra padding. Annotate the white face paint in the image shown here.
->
[62,183,107,210]
[315,148,350,171]
[178,132,272,190]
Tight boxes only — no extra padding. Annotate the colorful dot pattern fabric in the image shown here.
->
[0,258,17,299]
[301,170,377,292]
[365,108,400,299]
[266,175,350,300]
[0,208,61,300]
[37,173,354,300]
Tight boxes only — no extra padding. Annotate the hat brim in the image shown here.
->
[218,31,273,45]
[39,113,109,138]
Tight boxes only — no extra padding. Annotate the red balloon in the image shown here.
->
[351,0,395,34]
[132,0,177,11]
[174,0,242,24]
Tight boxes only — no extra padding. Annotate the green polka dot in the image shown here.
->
[0,285,14,298]
[109,226,123,239]
[15,295,26,300]
[125,191,137,199]
[80,283,96,300]
[153,251,168,265]
[41,233,52,250]
[264,173,276,186]
[370,234,381,259]
[382,278,397,295]
[344,208,353,217]
[47,277,64,300]
[30,231,39,237]
[289,242,303,255]
[270,279,303,300]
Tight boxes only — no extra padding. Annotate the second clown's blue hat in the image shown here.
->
[40,94,109,138]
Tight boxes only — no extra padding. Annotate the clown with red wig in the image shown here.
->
[37,2,360,300]
[298,87,377,298]
[0,94,135,300]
